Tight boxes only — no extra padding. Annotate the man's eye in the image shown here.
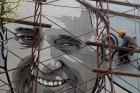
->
[64,42,72,46]
[57,41,76,46]
[54,38,81,53]
[55,39,79,47]
[19,35,33,40]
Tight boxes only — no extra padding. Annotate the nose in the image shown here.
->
[39,46,62,73]
[39,60,63,73]
[39,40,63,73]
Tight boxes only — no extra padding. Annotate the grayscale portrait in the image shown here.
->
[5,0,109,93]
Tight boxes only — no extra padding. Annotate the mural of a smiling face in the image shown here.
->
[7,0,108,93]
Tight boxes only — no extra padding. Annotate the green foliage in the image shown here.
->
[0,0,23,16]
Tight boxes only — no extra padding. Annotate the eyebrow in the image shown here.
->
[15,27,34,34]
[55,35,82,45]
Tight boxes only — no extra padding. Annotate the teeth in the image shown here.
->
[37,79,39,82]
[37,78,41,82]
[48,82,53,86]
[53,81,57,86]
[44,80,48,85]
[37,78,65,87]
[58,81,62,85]
[38,78,43,84]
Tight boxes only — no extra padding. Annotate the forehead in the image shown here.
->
[44,0,81,17]
[43,0,96,41]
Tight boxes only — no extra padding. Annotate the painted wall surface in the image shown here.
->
[0,0,139,93]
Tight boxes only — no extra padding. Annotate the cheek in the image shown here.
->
[75,48,97,67]
[61,50,97,70]
[61,54,96,84]
[74,54,96,70]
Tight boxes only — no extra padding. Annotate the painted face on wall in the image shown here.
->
[9,0,108,93]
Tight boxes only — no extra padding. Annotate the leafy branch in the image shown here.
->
[0,0,23,17]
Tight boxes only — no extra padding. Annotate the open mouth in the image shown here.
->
[31,67,69,87]
[37,77,67,87]
[31,60,72,88]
